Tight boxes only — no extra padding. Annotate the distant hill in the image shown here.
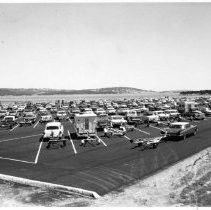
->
[180,90,211,95]
[87,87,155,94]
[0,87,156,96]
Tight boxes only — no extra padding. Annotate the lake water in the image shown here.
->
[0,93,180,104]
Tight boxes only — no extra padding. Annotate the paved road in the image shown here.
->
[0,118,210,195]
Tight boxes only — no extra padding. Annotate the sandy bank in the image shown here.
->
[91,147,211,207]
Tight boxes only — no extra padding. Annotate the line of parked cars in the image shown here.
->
[0,96,211,140]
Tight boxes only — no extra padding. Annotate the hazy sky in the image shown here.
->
[0,3,211,91]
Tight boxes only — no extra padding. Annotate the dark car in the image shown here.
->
[127,116,143,125]
[24,112,37,123]
[1,116,18,128]
[161,122,198,140]
[96,114,108,130]
[190,111,205,120]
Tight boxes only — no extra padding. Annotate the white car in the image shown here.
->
[43,122,64,140]
[17,105,26,112]
[164,109,180,118]
[56,110,68,120]
[204,108,211,116]
[40,114,53,123]
[153,110,170,120]
[106,107,116,115]
[142,112,159,122]
[95,108,106,115]
[108,115,127,126]
[117,108,130,115]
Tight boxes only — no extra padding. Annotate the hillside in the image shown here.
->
[0,87,156,96]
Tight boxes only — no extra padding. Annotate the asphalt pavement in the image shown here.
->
[0,118,210,196]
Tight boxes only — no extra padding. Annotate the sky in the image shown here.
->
[0,3,211,91]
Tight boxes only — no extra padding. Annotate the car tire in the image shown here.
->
[193,130,197,135]
[183,135,187,140]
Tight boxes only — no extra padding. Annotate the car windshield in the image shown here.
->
[42,115,50,118]
[144,112,153,116]
[170,124,182,129]
[4,117,13,121]
[0,111,6,113]
[157,111,164,114]
[112,116,123,120]
[97,115,108,119]
[166,110,177,114]
[58,111,66,114]
[25,112,34,116]
[46,126,59,130]
[25,114,34,117]
[72,110,80,113]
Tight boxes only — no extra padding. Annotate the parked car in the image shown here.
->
[126,110,143,125]
[164,109,180,118]
[190,111,205,120]
[38,108,48,116]
[0,110,9,118]
[142,111,159,123]
[9,110,20,118]
[95,108,106,116]
[17,105,26,112]
[40,114,53,123]
[70,108,81,119]
[42,122,64,141]
[106,107,116,115]
[1,115,18,128]
[19,118,34,127]
[161,122,198,140]
[96,114,109,130]
[23,112,37,123]
[55,110,68,121]
[108,115,127,127]
[117,108,130,116]
[203,108,211,117]
[153,110,170,121]
[50,107,58,114]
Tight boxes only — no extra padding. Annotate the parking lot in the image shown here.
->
[0,115,211,196]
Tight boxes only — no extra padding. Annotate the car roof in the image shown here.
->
[171,122,189,125]
[46,122,61,127]
[75,113,96,117]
